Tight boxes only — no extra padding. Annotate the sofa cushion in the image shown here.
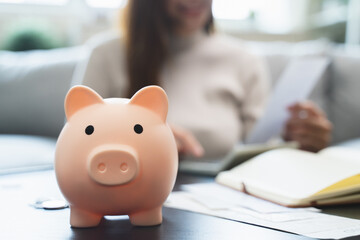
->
[0,135,56,175]
[328,47,360,143]
[0,47,86,137]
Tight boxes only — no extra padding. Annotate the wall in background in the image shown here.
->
[0,0,120,48]
[0,0,356,50]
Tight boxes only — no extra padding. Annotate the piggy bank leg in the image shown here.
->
[70,206,102,228]
[129,206,162,226]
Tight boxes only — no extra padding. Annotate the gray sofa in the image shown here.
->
[0,40,359,174]
[0,46,87,174]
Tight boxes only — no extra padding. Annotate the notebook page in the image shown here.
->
[216,148,360,204]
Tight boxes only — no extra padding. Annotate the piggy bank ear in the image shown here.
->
[129,86,168,122]
[65,85,104,120]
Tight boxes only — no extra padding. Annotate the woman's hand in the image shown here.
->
[284,101,332,152]
[169,124,204,158]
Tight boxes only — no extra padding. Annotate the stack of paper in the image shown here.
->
[165,183,360,239]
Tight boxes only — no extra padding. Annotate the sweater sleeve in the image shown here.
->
[240,54,270,140]
[71,38,114,99]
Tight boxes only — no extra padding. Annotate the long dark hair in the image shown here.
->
[122,0,214,97]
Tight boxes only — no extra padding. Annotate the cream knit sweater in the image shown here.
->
[73,31,270,159]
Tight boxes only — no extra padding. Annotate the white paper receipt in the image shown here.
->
[246,57,330,144]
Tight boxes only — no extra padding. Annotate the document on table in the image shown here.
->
[246,57,330,144]
[165,183,360,239]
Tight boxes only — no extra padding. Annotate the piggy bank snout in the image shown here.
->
[87,145,139,186]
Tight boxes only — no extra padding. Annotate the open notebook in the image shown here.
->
[215,147,360,207]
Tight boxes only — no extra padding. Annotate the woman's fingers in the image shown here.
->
[285,101,332,152]
[170,124,204,158]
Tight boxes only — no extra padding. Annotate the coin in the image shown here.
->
[41,199,68,210]
[31,199,68,210]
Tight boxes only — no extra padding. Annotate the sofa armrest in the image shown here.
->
[328,47,360,143]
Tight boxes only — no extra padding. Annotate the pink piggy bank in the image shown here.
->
[55,85,178,228]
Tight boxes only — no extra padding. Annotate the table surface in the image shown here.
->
[0,170,359,240]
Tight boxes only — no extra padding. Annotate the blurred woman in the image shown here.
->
[74,0,332,158]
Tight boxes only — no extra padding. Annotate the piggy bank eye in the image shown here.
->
[85,125,94,135]
[134,124,143,134]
